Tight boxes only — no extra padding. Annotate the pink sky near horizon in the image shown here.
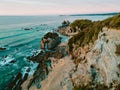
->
[0,0,120,15]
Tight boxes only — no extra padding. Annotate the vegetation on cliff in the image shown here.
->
[67,13,120,90]
[102,13,120,29]
[68,13,120,52]
[70,19,92,32]
[68,21,103,51]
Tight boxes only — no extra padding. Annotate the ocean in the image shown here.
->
[0,15,114,89]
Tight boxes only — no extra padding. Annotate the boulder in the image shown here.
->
[23,27,32,30]
[9,60,16,64]
[0,47,6,51]
[40,32,61,50]
[6,72,28,90]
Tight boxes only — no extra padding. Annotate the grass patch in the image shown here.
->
[68,21,103,52]
[102,13,120,29]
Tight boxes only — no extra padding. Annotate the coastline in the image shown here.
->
[4,13,120,90]
[21,28,120,90]
[22,13,120,90]
[21,41,73,90]
[19,32,68,90]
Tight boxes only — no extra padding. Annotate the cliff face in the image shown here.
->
[86,28,120,85]
[65,14,120,89]
[70,28,120,88]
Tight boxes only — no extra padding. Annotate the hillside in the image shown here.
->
[66,13,120,90]
[68,13,120,53]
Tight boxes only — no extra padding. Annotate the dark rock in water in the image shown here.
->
[5,64,9,66]
[6,72,28,90]
[22,73,29,83]
[6,72,22,90]
[36,30,40,31]
[27,55,36,61]
[26,68,30,72]
[0,47,6,51]
[23,27,32,30]
[9,60,16,64]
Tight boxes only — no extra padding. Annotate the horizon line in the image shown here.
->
[0,12,119,16]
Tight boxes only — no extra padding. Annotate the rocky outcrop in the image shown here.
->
[70,29,120,89]
[6,72,28,90]
[0,47,6,51]
[25,47,67,89]
[57,20,79,36]
[23,27,32,30]
[22,32,67,90]
[40,32,61,50]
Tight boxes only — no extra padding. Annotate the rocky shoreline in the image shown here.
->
[6,32,67,90]
[7,13,120,90]
[25,33,67,89]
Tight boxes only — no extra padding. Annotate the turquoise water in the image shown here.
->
[0,15,113,89]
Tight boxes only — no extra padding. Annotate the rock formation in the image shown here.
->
[23,27,32,30]
[6,72,28,90]
[66,13,120,89]
[40,32,61,50]
[21,32,67,90]
[69,29,120,89]
[0,47,6,51]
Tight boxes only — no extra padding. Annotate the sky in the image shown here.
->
[0,0,120,15]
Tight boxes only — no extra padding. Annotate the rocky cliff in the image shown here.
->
[66,13,120,90]
[70,28,120,90]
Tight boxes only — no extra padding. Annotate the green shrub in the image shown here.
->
[102,13,120,29]
[68,21,103,51]
[68,32,85,51]
[70,19,92,32]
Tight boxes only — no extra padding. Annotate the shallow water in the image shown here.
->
[0,15,113,89]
